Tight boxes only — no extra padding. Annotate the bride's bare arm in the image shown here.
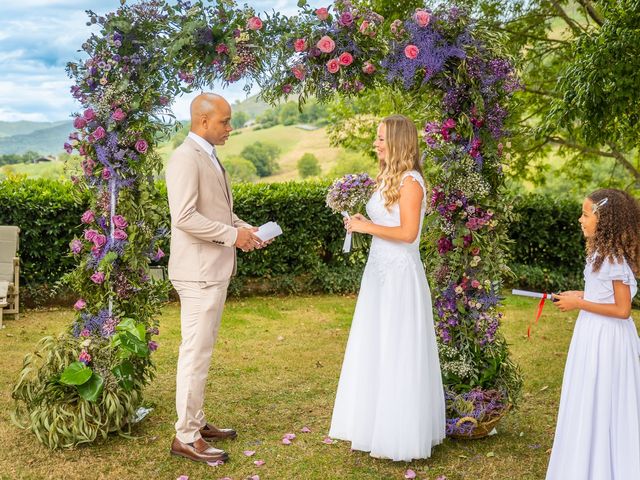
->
[346,180,423,243]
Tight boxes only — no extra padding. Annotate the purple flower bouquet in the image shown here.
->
[326,173,376,252]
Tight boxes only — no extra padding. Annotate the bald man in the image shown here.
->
[166,93,263,463]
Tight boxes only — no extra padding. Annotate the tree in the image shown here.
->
[279,101,300,126]
[225,155,258,182]
[297,153,321,178]
[241,142,281,177]
[231,111,249,129]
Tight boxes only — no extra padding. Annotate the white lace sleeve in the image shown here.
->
[400,171,427,198]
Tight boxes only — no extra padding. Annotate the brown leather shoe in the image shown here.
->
[199,423,237,440]
[170,437,228,463]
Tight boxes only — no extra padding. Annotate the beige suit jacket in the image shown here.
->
[166,136,251,281]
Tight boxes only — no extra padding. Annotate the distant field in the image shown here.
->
[1,124,380,183]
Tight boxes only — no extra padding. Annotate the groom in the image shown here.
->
[166,93,264,463]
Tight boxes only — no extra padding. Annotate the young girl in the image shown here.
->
[546,188,640,479]
[328,115,446,461]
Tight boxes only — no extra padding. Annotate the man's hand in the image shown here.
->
[235,227,263,252]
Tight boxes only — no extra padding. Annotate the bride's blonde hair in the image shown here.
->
[377,115,424,209]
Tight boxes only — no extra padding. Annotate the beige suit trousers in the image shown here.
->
[172,279,229,443]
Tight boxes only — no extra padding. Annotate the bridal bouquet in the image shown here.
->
[326,173,376,252]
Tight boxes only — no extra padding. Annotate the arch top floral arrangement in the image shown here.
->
[12,0,521,448]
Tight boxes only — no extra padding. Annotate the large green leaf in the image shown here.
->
[112,360,135,391]
[77,372,104,402]
[59,361,92,386]
[120,331,149,357]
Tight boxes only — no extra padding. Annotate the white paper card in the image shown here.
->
[256,221,283,242]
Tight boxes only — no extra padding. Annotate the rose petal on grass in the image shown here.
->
[301,426,311,433]
[282,438,292,445]
[243,450,256,456]
[249,476,260,480]
[404,469,417,479]
[322,436,334,444]
[207,460,225,466]
[435,476,448,480]
[283,433,296,440]
[254,459,266,467]
[177,476,189,480]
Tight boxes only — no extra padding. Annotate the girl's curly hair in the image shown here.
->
[587,189,640,275]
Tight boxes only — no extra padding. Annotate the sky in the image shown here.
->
[0,0,322,122]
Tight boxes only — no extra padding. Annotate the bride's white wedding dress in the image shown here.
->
[329,170,446,462]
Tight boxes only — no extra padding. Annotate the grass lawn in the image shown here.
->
[1,294,639,480]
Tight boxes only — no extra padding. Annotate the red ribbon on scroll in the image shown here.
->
[527,293,548,339]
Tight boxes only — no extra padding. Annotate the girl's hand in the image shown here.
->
[552,293,582,312]
[346,214,372,234]
[559,290,584,298]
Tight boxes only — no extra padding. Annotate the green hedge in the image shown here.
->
[0,178,594,305]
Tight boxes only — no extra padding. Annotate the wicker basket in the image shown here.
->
[448,405,511,440]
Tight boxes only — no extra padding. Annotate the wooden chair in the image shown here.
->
[0,226,20,325]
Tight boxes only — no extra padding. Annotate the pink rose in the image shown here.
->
[326,58,340,74]
[315,7,329,20]
[338,52,353,66]
[471,279,481,288]
[292,65,305,81]
[73,116,87,129]
[282,84,293,94]
[293,38,307,52]
[404,44,419,59]
[414,9,431,27]
[216,43,229,54]
[247,16,263,30]
[92,126,106,141]
[81,210,95,224]
[112,215,128,228]
[83,108,96,121]
[93,234,107,248]
[362,61,376,74]
[316,35,336,54]
[102,169,111,180]
[84,229,98,241]
[114,229,128,240]
[111,108,126,122]
[135,139,148,154]
[80,329,91,337]
[359,20,370,34]
[91,271,105,284]
[74,299,87,310]
[339,11,354,27]
[443,118,456,129]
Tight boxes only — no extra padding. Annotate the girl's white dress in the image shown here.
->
[546,257,640,479]
[329,171,446,462]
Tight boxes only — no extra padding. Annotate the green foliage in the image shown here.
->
[240,141,281,177]
[231,111,249,130]
[0,151,41,166]
[548,0,640,154]
[0,176,88,300]
[297,153,321,178]
[225,155,258,183]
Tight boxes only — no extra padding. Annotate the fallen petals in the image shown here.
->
[435,476,448,480]
[207,460,225,466]
[283,433,296,440]
[404,470,417,479]
[177,476,189,480]
[282,438,292,445]
[249,476,260,480]
[254,460,266,467]
[243,450,256,456]
[301,426,311,433]
[322,436,334,444]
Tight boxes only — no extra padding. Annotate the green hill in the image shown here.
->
[0,122,73,155]
[0,120,68,138]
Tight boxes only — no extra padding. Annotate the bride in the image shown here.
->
[328,114,446,462]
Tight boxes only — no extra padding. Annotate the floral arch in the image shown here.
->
[13,0,522,448]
